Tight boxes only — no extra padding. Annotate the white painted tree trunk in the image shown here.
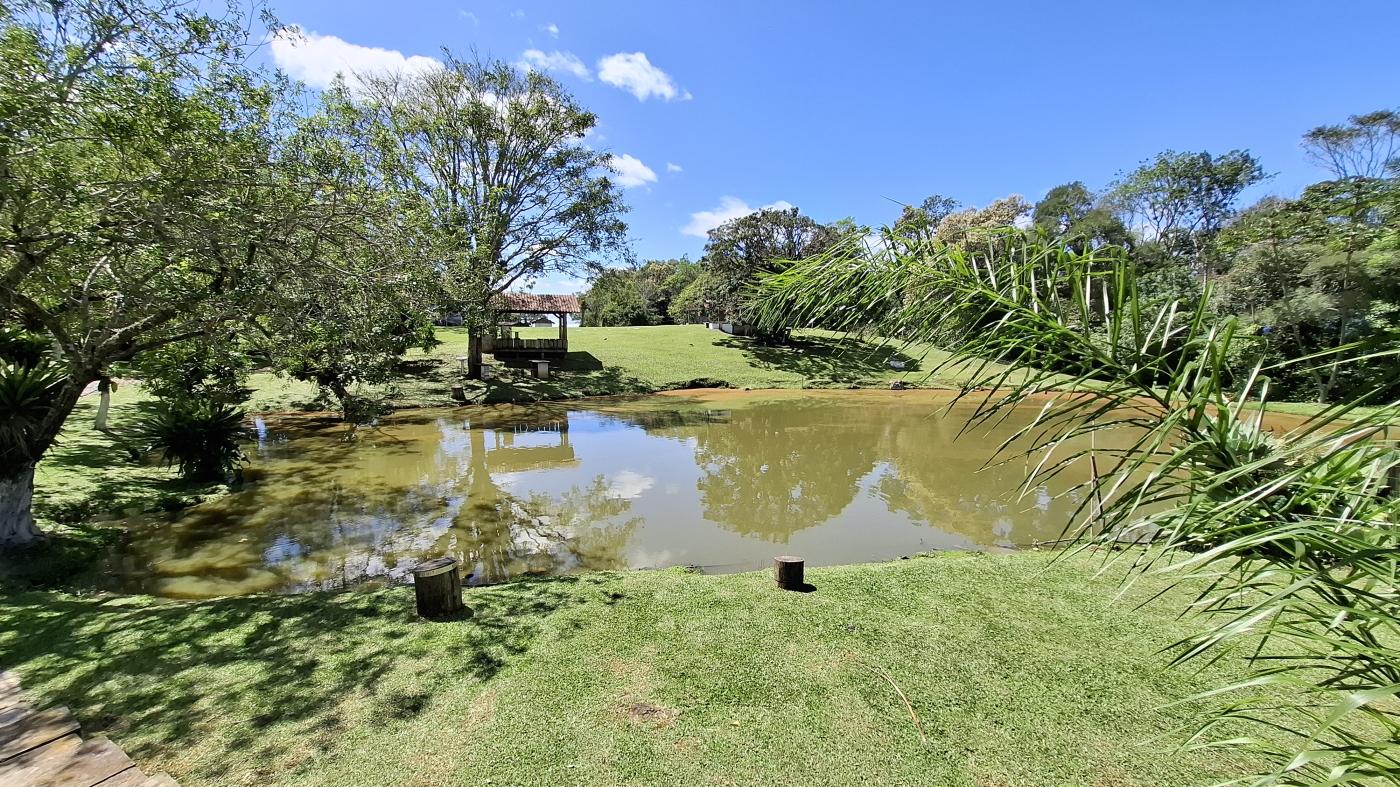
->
[93,379,111,431]
[0,465,41,549]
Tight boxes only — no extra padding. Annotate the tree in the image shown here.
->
[893,194,960,240]
[668,270,730,324]
[338,57,628,378]
[0,0,349,547]
[934,195,1031,246]
[1301,109,1400,180]
[1032,182,1131,250]
[251,116,441,420]
[1107,150,1266,276]
[581,268,650,326]
[699,207,840,337]
[582,258,701,326]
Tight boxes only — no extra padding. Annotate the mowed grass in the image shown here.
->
[242,325,974,413]
[0,552,1280,787]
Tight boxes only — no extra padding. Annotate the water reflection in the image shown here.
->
[99,391,1129,597]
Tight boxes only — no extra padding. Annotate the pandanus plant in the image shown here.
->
[755,230,1399,785]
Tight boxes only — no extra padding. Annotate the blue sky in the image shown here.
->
[266,0,1400,292]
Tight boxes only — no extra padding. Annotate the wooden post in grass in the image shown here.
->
[774,555,804,591]
[413,557,466,619]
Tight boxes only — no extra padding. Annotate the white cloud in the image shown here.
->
[608,154,657,188]
[511,8,526,18]
[518,49,591,80]
[596,52,690,102]
[607,471,655,500]
[666,162,683,173]
[458,9,479,24]
[269,28,440,91]
[683,197,793,238]
[542,22,559,38]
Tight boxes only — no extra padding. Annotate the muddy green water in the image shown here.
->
[100,390,1115,598]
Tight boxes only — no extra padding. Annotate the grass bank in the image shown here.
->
[0,552,1279,787]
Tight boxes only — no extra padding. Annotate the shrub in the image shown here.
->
[134,399,249,481]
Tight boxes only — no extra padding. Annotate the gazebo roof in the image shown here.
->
[492,292,582,314]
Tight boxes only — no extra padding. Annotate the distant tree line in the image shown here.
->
[592,109,1398,403]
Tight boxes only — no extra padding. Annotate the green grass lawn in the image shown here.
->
[240,324,970,413]
[0,552,1280,787]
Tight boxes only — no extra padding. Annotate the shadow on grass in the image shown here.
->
[715,334,921,384]
[0,521,129,590]
[0,573,619,783]
[475,364,654,404]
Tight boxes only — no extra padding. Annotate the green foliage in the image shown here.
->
[669,270,732,324]
[132,338,254,405]
[583,269,653,326]
[133,399,249,482]
[0,0,357,541]
[0,327,48,367]
[582,259,702,326]
[0,360,64,471]
[329,55,628,339]
[699,206,842,336]
[892,193,960,239]
[1032,181,1131,251]
[757,234,1400,785]
[1209,121,1400,403]
[1108,149,1266,273]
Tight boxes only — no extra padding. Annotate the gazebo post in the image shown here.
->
[558,312,568,344]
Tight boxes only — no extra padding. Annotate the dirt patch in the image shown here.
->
[465,687,497,729]
[619,698,679,728]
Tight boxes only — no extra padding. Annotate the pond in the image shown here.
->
[98,390,1124,598]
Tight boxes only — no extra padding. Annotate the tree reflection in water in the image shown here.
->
[101,392,1134,598]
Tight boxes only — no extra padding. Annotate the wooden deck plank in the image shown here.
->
[0,704,32,729]
[92,767,152,787]
[0,673,178,786]
[0,706,80,762]
[0,735,137,787]
[0,733,81,785]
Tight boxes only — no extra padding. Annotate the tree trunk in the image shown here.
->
[93,378,112,431]
[0,465,42,550]
[3,378,90,548]
[467,330,483,380]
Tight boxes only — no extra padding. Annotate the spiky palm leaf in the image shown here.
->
[0,361,66,468]
[756,231,1400,785]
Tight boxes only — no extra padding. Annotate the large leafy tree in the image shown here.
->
[335,57,629,377]
[699,206,840,337]
[1211,111,1400,402]
[892,193,960,241]
[251,110,441,419]
[582,258,700,326]
[0,0,352,547]
[1108,149,1266,277]
[1032,181,1131,250]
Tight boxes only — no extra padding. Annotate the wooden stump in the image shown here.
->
[413,557,466,619]
[774,555,804,591]
[450,384,466,402]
